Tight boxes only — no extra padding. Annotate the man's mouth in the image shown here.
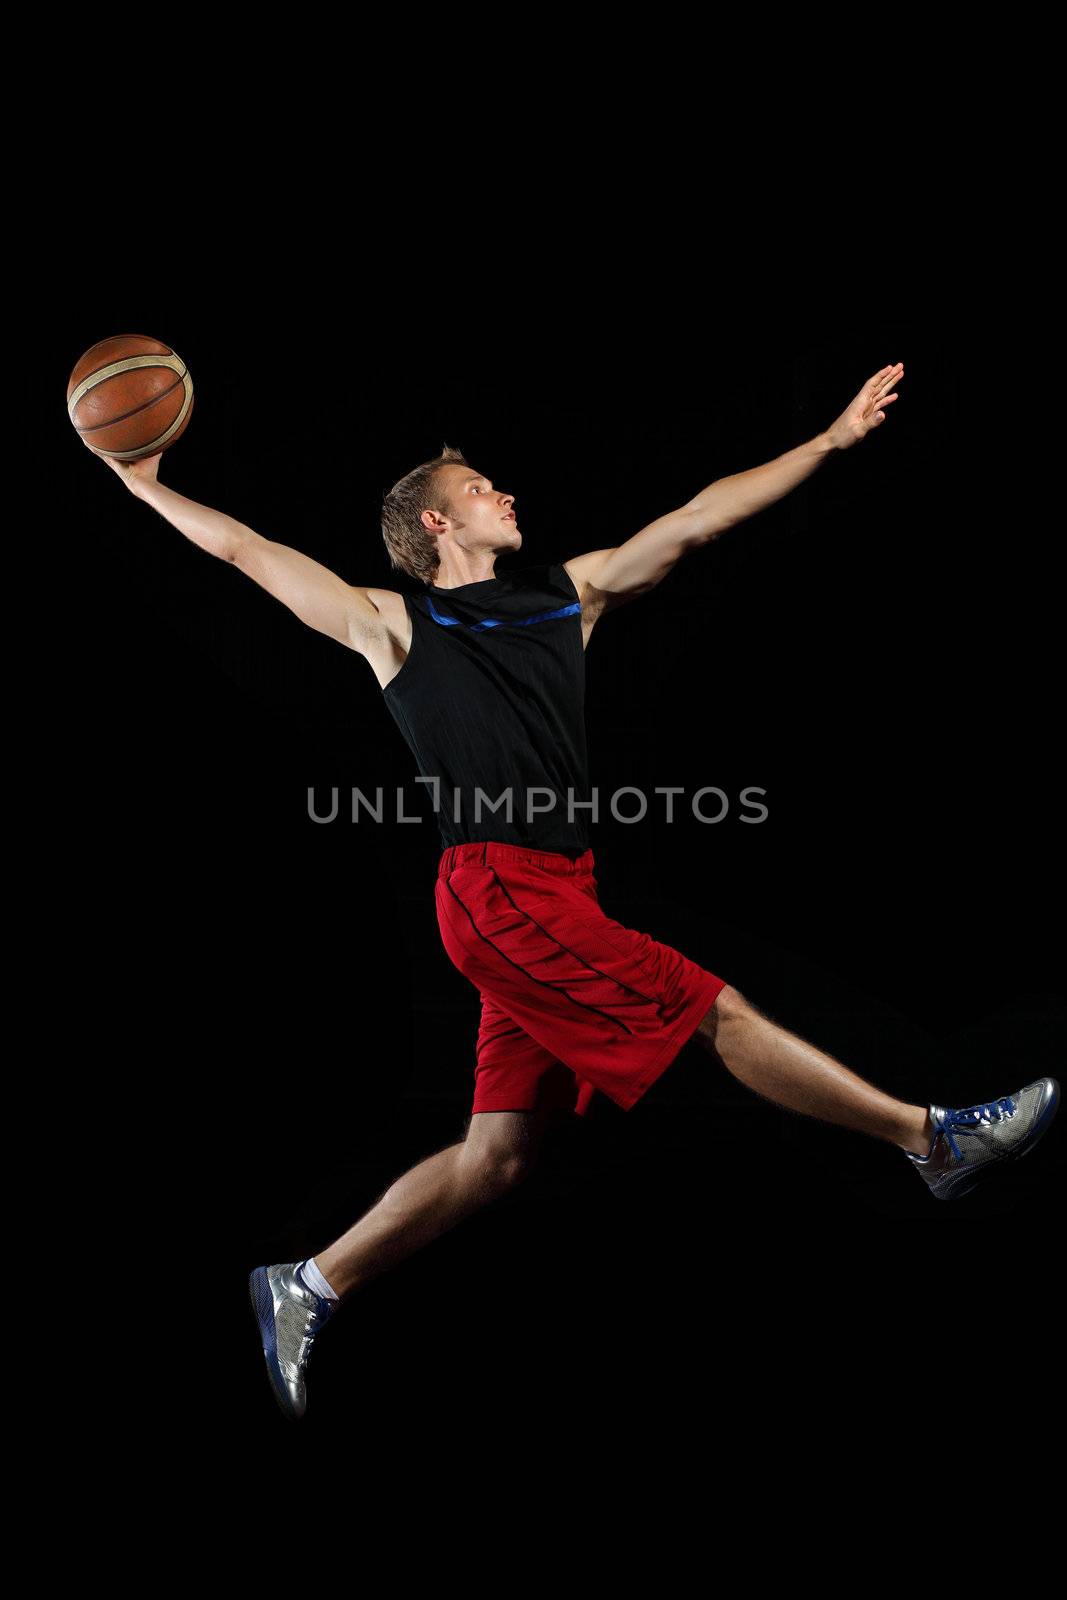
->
[502,513,516,522]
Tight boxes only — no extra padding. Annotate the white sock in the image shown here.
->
[299,1256,340,1302]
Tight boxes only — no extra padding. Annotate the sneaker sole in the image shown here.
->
[249,1266,302,1422]
[936,1078,1060,1200]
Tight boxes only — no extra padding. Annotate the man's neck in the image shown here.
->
[432,561,499,590]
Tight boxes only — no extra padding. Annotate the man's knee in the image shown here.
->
[696,982,756,1047]
[714,983,755,1023]
[463,1146,537,1194]
[461,1111,544,1191]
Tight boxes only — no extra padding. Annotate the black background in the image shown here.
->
[56,306,1061,1474]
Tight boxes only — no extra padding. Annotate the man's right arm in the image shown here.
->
[93,449,384,652]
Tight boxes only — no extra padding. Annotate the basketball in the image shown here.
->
[67,334,194,460]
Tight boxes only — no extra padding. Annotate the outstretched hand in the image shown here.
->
[82,439,164,493]
[827,362,904,450]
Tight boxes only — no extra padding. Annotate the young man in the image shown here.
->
[84,361,1059,1422]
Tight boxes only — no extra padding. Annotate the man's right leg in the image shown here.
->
[313,1107,551,1300]
[251,1107,552,1419]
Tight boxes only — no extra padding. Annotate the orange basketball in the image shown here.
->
[67,334,194,460]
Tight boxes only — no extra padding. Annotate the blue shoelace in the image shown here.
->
[937,1097,1016,1161]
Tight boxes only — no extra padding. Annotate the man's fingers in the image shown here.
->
[872,362,904,390]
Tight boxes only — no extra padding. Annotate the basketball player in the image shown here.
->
[84,361,1059,1421]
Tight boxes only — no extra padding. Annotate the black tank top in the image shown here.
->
[382,562,591,855]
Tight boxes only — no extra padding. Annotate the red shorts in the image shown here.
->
[435,841,727,1118]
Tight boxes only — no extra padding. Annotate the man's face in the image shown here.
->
[428,464,521,555]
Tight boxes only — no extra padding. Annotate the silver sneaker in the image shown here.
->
[905,1077,1059,1201]
[249,1262,336,1420]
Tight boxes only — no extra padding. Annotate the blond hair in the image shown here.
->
[380,444,470,584]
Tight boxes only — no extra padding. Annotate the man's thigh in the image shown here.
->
[471,994,591,1118]
[438,863,724,1112]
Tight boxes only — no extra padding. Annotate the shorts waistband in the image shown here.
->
[437,841,595,879]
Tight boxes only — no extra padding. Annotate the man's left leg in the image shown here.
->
[692,985,1060,1200]
[692,985,933,1154]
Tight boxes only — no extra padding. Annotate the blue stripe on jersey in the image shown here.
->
[426,598,581,632]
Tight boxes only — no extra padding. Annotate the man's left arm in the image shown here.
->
[564,361,904,615]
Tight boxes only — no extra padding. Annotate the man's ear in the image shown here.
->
[420,508,443,534]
